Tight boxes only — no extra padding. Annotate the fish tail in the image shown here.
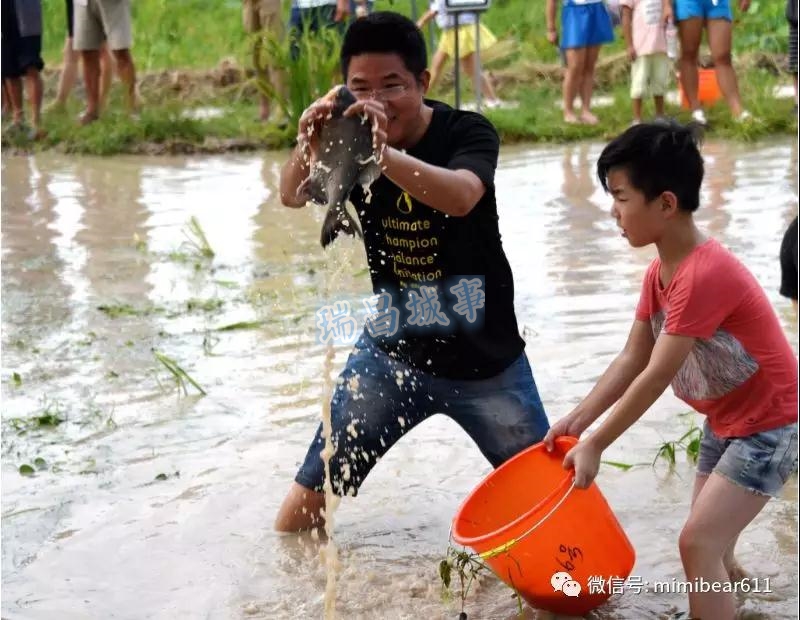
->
[320,204,363,248]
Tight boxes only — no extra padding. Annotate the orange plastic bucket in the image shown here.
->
[451,437,635,616]
[678,68,723,109]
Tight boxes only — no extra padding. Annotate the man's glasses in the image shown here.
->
[350,84,408,101]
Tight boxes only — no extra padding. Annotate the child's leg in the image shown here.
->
[689,474,747,580]
[654,95,665,116]
[460,52,498,102]
[23,67,43,136]
[52,36,79,108]
[4,77,24,124]
[563,48,586,123]
[679,473,770,620]
[677,17,704,112]
[579,45,601,124]
[632,98,643,122]
[428,49,448,92]
[707,18,744,117]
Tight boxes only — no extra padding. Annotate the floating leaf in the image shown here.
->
[34,457,47,470]
[19,464,35,475]
[12,372,21,386]
[155,473,168,481]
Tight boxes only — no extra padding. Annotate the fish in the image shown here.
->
[300,86,382,248]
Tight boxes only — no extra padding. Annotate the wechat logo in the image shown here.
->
[551,571,582,598]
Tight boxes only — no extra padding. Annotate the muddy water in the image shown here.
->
[1,139,797,620]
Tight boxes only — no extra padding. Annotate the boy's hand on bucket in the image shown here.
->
[562,439,602,489]
[543,412,586,452]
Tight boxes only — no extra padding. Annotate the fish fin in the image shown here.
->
[300,174,327,205]
[357,162,382,187]
[320,203,363,248]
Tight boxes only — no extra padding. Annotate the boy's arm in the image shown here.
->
[544,319,655,449]
[621,6,635,60]
[564,332,696,488]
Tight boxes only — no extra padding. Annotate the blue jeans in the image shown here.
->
[295,334,550,496]
[697,419,799,497]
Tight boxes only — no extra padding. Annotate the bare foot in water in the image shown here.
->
[725,558,750,583]
[580,110,599,125]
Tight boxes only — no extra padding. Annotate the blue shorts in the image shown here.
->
[697,420,799,497]
[561,2,615,50]
[674,0,733,22]
[295,335,550,496]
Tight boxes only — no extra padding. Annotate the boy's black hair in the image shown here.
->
[340,12,428,81]
[597,121,705,212]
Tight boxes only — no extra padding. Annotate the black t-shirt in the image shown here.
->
[349,100,525,380]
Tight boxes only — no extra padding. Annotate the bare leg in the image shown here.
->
[252,36,271,120]
[654,95,665,116]
[99,43,113,108]
[275,482,328,532]
[563,47,587,123]
[1,80,11,116]
[690,475,747,581]
[80,49,101,124]
[5,77,24,125]
[678,17,704,112]
[632,97,643,122]
[707,18,744,117]
[579,45,601,124]
[460,52,499,102]
[681,474,769,619]
[52,36,80,109]
[112,48,138,113]
[428,49,449,92]
[24,68,44,138]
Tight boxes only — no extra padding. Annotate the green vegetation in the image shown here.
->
[2,0,793,155]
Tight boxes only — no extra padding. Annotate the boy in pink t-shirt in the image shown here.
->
[620,0,671,123]
[544,122,798,620]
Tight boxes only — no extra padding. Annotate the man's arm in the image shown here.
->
[381,147,487,217]
[279,144,311,208]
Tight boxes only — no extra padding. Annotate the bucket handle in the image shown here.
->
[452,478,577,561]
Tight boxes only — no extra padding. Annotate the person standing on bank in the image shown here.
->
[73,0,138,124]
[275,12,550,532]
[546,0,615,125]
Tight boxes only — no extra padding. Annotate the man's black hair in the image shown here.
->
[597,121,705,212]
[341,11,428,80]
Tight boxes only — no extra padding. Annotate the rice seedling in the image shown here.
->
[182,216,215,259]
[153,350,207,396]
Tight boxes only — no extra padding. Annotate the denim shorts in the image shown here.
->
[674,0,733,22]
[697,419,799,497]
[295,335,550,496]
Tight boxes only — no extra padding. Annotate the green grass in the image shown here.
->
[13,0,793,155]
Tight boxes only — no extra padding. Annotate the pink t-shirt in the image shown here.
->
[635,239,798,438]
[620,0,667,56]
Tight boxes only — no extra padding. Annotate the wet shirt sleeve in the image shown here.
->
[445,113,500,191]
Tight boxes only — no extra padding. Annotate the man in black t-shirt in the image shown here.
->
[275,11,550,532]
